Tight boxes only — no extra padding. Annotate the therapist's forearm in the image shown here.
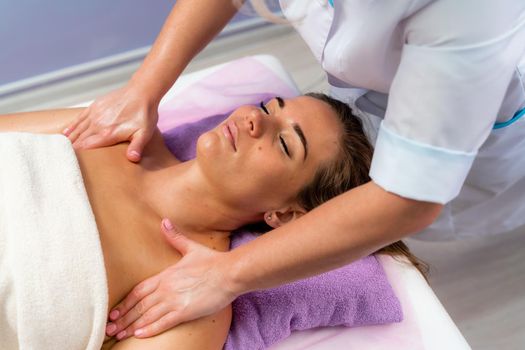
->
[130,0,239,104]
[227,181,442,293]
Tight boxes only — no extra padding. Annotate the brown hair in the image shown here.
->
[296,92,429,279]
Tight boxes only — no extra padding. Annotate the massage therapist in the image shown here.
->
[62,0,525,340]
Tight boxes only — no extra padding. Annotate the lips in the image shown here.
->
[222,121,238,151]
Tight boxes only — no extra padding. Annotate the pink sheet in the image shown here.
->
[158,56,298,130]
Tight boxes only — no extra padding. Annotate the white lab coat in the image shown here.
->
[281,0,525,240]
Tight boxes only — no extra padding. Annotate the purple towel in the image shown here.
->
[162,113,228,161]
[224,231,402,350]
[161,116,403,350]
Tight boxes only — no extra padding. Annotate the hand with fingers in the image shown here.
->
[62,83,159,162]
[105,219,240,341]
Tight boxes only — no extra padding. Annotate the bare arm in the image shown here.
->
[129,0,240,105]
[64,0,240,158]
[0,108,83,134]
[228,181,442,292]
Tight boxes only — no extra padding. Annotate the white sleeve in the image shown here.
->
[370,17,525,204]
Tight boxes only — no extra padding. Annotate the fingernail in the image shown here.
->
[106,323,117,335]
[109,309,120,320]
[130,151,140,159]
[135,329,144,337]
[62,128,70,135]
[163,218,174,231]
[116,330,126,340]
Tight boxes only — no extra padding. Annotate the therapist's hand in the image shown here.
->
[63,83,159,162]
[105,218,239,340]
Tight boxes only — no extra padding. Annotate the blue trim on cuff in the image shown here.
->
[328,0,334,8]
[370,123,477,204]
[493,107,525,129]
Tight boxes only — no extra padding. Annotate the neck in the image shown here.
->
[140,160,259,235]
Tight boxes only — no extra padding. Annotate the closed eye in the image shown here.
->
[280,136,290,157]
[259,101,291,158]
[259,101,269,114]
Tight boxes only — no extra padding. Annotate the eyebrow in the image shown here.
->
[275,96,308,161]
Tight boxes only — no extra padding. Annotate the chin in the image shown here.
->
[196,132,222,159]
[196,132,243,199]
[195,131,229,180]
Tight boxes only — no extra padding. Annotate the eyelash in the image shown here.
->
[259,101,290,158]
[280,136,290,157]
[259,101,269,114]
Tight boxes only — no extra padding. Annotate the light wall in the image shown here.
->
[0,0,257,87]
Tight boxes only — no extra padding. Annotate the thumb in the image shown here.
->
[127,130,150,162]
[160,218,195,256]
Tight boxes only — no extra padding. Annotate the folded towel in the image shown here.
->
[224,231,403,350]
[0,132,108,350]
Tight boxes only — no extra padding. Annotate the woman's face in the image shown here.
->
[196,95,342,213]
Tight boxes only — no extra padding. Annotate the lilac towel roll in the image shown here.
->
[224,231,403,350]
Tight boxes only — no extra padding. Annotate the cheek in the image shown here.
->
[246,149,303,196]
[248,146,284,175]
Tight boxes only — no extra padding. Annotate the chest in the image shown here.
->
[76,144,148,231]
[74,141,230,307]
[75,131,176,239]
[282,0,427,92]
[75,144,173,304]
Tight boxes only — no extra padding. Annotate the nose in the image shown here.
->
[245,108,265,138]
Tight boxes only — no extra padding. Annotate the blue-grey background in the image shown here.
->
[0,0,267,87]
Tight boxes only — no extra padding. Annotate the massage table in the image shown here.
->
[77,54,471,350]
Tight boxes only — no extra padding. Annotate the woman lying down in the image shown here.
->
[0,93,426,349]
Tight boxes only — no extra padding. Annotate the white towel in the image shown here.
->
[0,132,108,349]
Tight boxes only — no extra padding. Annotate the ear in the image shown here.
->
[263,205,307,228]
